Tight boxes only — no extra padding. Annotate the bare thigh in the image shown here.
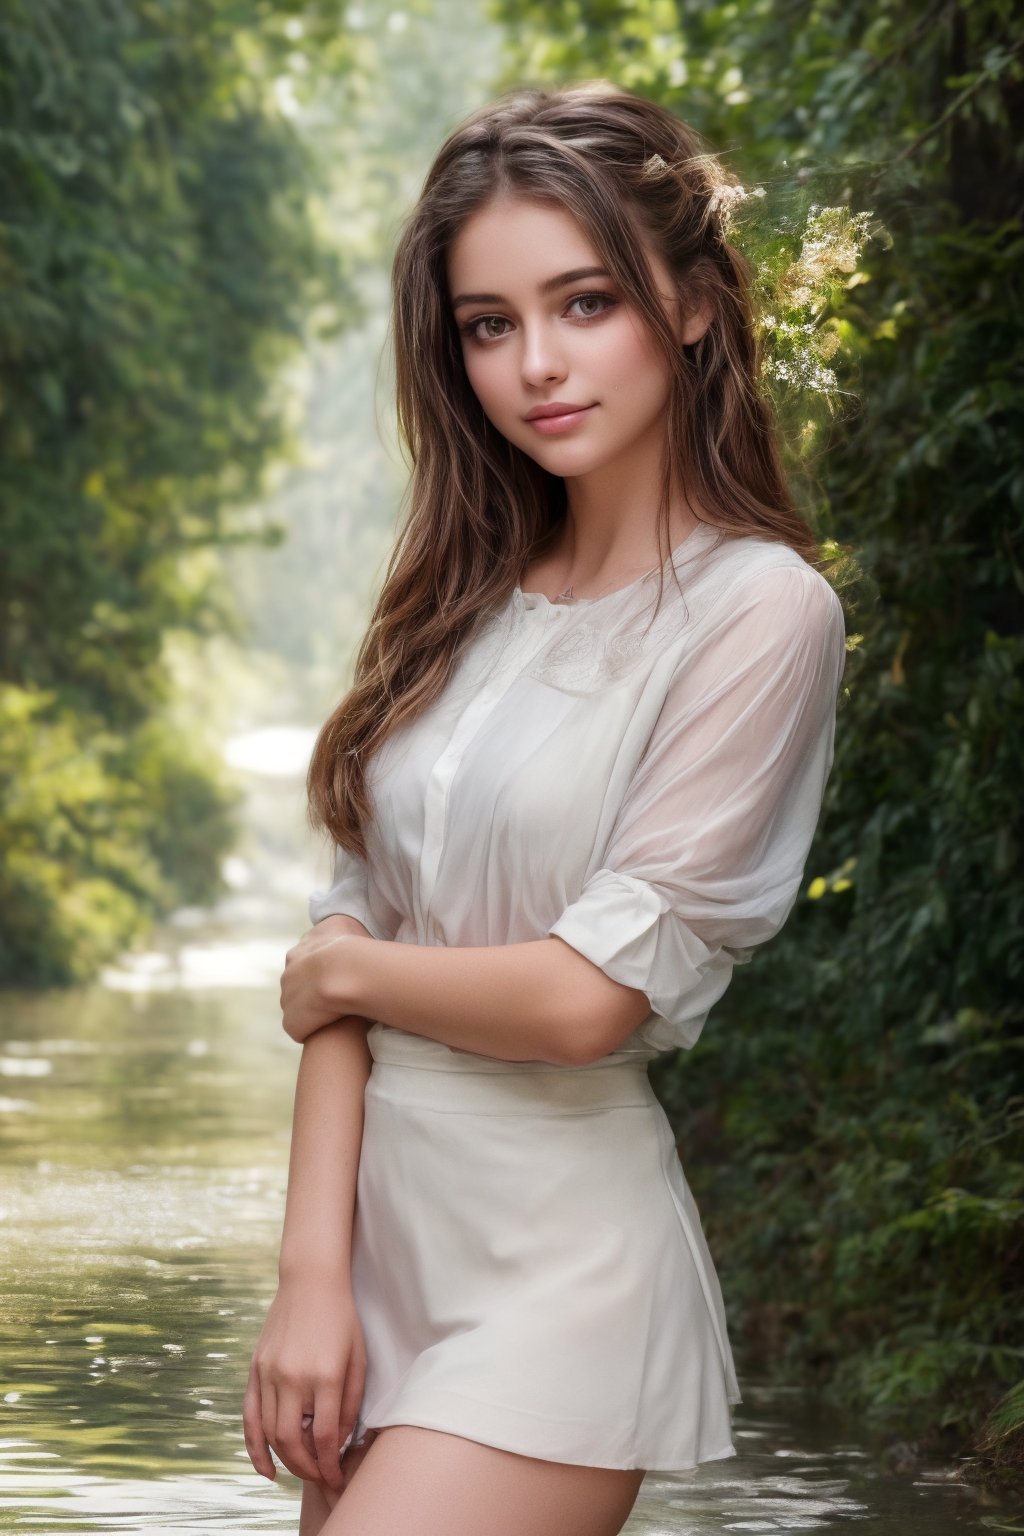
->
[298,1432,380,1536]
[305,1424,645,1536]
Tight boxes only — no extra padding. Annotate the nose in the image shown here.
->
[520,321,567,389]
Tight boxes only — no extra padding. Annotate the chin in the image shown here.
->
[512,438,608,476]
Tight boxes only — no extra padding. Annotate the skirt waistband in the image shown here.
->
[366,1026,659,1115]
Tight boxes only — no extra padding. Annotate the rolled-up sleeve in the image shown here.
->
[547,562,846,1053]
[308,841,401,941]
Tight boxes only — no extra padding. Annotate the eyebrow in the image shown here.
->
[450,266,613,310]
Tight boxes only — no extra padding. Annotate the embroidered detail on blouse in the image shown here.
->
[499,528,727,694]
[458,528,824,701]
[520,611,669,692]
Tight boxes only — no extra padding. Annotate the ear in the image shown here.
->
[677,293,715,347]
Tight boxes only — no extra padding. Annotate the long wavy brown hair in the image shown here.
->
[308,81,822,856]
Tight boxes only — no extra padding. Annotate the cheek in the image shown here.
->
[462,347,511,417]
[601,324,671,416]
[585,311,661,382]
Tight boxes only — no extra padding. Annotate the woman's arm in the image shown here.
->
[243,982,373,1494]
[281,928,649,1067]
[282,568,845,1071]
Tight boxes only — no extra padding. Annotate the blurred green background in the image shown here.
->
[1,0,1021,1528]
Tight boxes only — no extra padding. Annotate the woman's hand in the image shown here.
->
[280,917,370,1044]
[243,1274,367,1494]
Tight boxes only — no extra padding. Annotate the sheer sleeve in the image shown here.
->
[308,841,402,941]
[547,561,846,1054]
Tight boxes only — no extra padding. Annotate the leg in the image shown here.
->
[319,1424,646,1536]
[299,1481,330,1536]
[298,1431,381,1534]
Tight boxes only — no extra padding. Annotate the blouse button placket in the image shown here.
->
[417,606,559,933]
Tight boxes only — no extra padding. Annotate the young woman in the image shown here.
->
[242,82,846,1536]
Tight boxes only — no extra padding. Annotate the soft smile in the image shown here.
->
[523,403,596,435]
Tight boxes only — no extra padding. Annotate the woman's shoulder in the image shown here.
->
[693,528,843,619]
[697,525,823,578]
[669,528,845,674]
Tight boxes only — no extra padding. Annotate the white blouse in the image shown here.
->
[309,521,846,1066]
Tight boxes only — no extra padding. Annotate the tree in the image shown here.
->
[0,0,359,980]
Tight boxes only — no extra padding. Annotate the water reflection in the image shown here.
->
[0,891,1012,1530]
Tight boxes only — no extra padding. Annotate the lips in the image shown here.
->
[524,401,591,421]
[523,402,596,434]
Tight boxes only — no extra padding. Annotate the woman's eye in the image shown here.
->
[460,293,616,343]
[464,315,511,342]
[568,293,616,321]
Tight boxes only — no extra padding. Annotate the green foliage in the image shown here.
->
[495,0,1024,1473]
[0,1,358,980]
[977,1376,1024,1474]
[0,685,239,983]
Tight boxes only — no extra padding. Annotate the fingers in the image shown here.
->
[259,1377,280,1480]
[281,1003,305,1043]
[311,1388,346,1492]
[337,1426,378,1491]
[270,1385,325,1485]
[243,1360,275,1481]
[339,1339,367,1455]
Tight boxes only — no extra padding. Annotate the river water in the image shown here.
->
[0,738,1014,1533]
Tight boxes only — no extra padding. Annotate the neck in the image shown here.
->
[558,446,702,585]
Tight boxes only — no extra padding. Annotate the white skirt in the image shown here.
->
[348,1024,742,1474]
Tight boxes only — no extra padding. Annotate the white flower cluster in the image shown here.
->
[707,181,766,231]
[758,202,874,396]
[763,353,839,394]
[760,313,844,396]
[786,203,873,307]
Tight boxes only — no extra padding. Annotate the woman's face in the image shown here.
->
[446,195,705,481]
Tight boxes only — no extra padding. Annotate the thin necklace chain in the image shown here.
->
[542,526,681,604]
[552,556,663,605]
